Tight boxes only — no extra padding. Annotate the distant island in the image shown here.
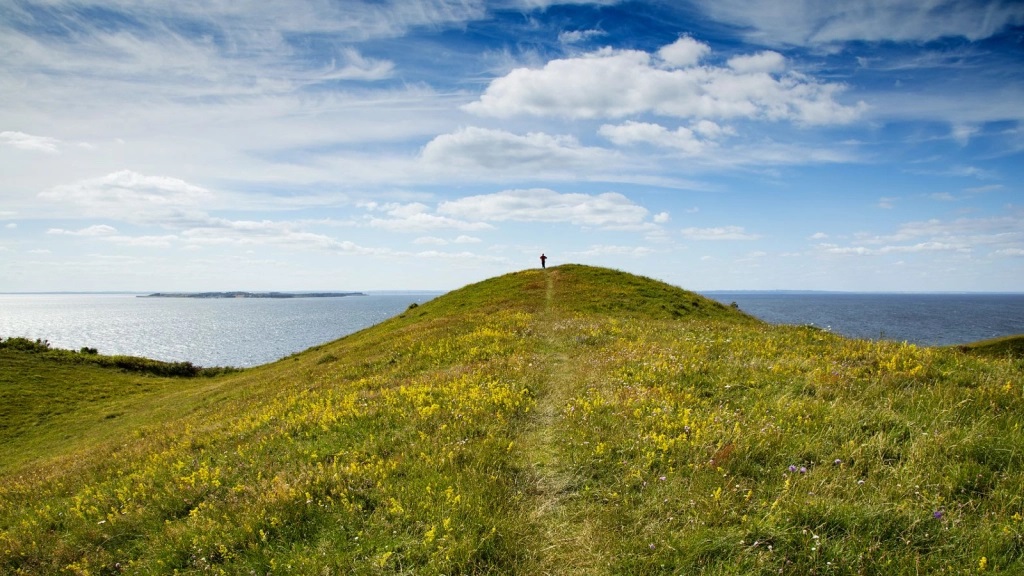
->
[140,291,364,299]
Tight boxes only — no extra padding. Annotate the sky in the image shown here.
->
[1,0,1023,293]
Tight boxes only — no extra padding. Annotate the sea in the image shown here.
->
[0,293,438,368]
[706,292,1024,348]
[1,292,1022,368]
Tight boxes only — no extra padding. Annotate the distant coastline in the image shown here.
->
[140,291,365,299]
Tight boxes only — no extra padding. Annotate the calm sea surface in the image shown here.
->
[2,292,1022,367]
[0,293,438,367]
[705,292,1024,347]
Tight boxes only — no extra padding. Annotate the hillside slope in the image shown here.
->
[1,265,1022,575]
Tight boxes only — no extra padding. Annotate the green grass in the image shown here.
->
[956,334,1024,359]
[1,264,1022,574]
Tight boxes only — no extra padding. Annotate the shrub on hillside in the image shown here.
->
[0,336,52,352]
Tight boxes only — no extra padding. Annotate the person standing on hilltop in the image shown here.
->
[540,253,547,269]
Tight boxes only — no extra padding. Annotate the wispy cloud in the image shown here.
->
[1,131,61,153]
[438,188,658,229]
[697,0,1024,45]
[681,226,761,240]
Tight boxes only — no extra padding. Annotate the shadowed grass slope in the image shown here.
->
[1,264,1022,575]
[956,334,1024,359]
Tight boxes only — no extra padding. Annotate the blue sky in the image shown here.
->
[1,0,1022,292]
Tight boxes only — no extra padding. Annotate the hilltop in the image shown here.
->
[1,265,1021,574]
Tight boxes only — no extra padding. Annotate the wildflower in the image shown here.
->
[799,467,807,474]
[933,510,943,520]
[833,459,842,465]
[788,465,797,473]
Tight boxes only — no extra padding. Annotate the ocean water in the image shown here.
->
[2,292,1022,368]
[705,292,1024,347]
[0,293,437,367]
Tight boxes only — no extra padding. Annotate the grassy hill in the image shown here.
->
[1,264,1021,574]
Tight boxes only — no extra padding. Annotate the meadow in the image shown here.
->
[1,264,1021,574]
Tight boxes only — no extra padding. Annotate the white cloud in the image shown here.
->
[180,219,388,254]
[453,235,481,244]
[464,41,865,124]
[599,121,709,154]
[965,184,1004,194]
[681,226,761,240]
[570,244,656,257]
[364,202,493,232]
[951,124,979,146]
[727,51,786,74]
[105,234,179,247]
[413,236,448,245]
[421,127,615,174]
[559,29,606,44]
[657,36,710,68]
[810,232,829,240]
[819,213,1024,257]
[47,224,118,236]
[1,131,61,153]
[653,212,670,224]
[320,48,395,81]
[4,223,16,229]
[39,170,212,222]
[438,188,655,228]
[819,241,971,255]
[697,0,1024,45]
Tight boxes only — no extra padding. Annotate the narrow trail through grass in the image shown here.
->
[4,265,1021,574]
[520,270,611,575]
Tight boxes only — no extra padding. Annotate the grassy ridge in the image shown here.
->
[1,264,1022,574]
[956,335,1024,359]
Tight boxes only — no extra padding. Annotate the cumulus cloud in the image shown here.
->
[421,127,614,174]
[681,226,761,240]
[438,188,654,228]
[464,41,865,124]
[600,121,715,154]
[727,51,786,74]
[657,36,710,68]
[1,131,61,153]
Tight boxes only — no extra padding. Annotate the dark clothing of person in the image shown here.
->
[540,254,547,268]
